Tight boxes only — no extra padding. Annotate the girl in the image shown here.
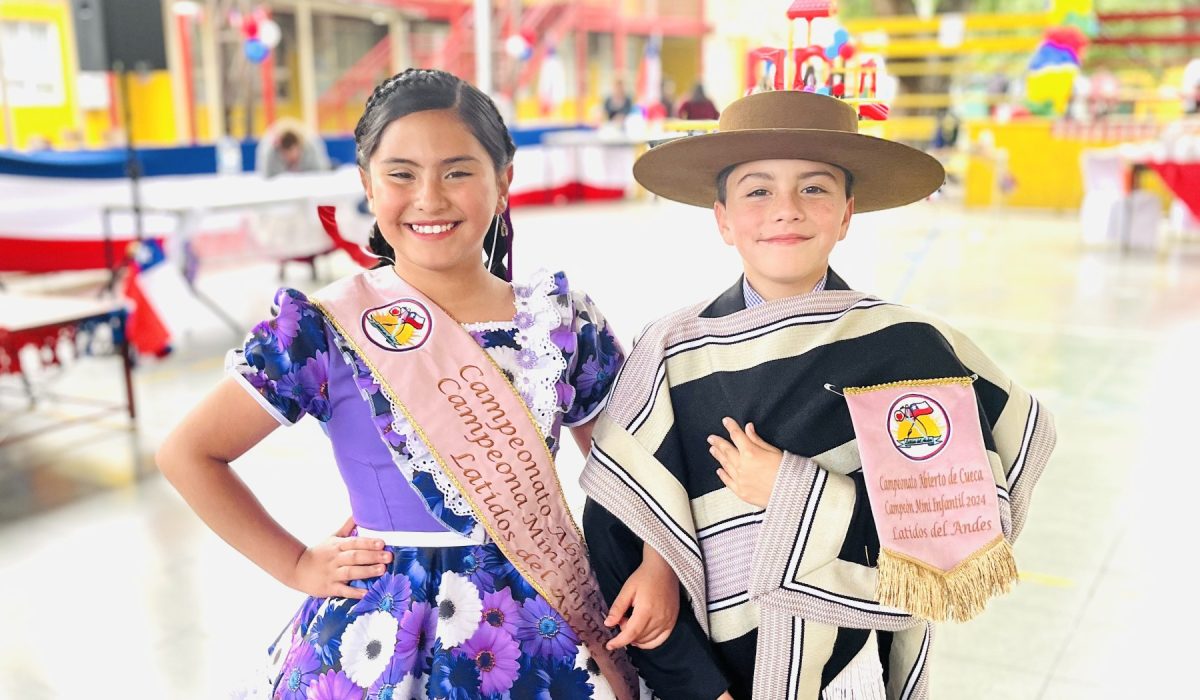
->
[158,69,667,699]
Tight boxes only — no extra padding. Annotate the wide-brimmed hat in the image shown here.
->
[634,90,945,212]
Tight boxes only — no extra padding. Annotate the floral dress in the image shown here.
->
[228,270,625,700]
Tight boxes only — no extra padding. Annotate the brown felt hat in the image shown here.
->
[633,90,945,212]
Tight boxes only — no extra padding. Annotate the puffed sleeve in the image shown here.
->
[225,287,333,425]
[561,285,625,427]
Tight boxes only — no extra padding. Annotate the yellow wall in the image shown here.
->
[963,119,1172,210]
[1,0,183,148]
[0,0,79,149]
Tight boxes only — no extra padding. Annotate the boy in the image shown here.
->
[581,90,1055,699]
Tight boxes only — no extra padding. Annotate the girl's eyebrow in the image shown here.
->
[379,155,481,167]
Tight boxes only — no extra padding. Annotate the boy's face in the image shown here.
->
[714,158,853,294]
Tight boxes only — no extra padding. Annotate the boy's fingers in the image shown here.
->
[716,468,735,491]
[709,445,732,471]
[745,423,768,449]
[606,610,649,650]
[633,628,673,650]
[722,418,752,452]
[746,423,782,454]
[605,585,635,627]
[708,436,737,469]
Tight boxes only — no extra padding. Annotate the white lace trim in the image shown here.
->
[365,269,570,519]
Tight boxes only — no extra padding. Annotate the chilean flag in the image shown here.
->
[637,35,664,118]
[121,240,179,357]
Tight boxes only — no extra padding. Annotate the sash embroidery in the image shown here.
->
[313,268,639,698]
[844,377,1018,622]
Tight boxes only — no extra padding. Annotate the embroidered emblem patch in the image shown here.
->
[888,393,951,461]
[362,299,432,352]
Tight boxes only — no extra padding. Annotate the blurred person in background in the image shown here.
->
[677,82,720,120]
[257,116,331,177]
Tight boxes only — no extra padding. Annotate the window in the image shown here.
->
[0,21,66,107]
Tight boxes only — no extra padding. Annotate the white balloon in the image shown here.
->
[504,34,528,59]
[259,19,282,49]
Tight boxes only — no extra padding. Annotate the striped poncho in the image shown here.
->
[581,271,1055,700]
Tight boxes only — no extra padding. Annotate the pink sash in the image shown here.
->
[844,377,1018,622]
[312,267,638,697]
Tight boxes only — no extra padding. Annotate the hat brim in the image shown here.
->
[633,129,945,213]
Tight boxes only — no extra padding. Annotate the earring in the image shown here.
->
[499,214,509,238]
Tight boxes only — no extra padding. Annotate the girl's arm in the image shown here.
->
[157,377,390,599]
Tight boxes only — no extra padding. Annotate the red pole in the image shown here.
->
[176,14,197,144]
[261,50,277,127]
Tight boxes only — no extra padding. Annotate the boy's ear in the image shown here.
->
[714,201,735,246]
[838,196,855,241]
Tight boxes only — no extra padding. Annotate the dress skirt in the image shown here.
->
[257,540,615,700]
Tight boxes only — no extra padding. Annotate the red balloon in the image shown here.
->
[242,15,259,39]
[838,43,856,60]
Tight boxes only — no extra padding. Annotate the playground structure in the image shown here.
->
[742,0,888,122]
[840,2,1200,211]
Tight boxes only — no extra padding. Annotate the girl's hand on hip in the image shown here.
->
[287,517,392,599]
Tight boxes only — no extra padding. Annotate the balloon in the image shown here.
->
[839,43,856,60]
[504,34,529,59]
[817,86,831,95]
[825,44,839,60]
[258,19,281,49]
[241,14,259,39]
[834,29,850,46]
[244,38,270,64]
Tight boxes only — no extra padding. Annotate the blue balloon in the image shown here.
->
[1028,44,1077,72]
[834,29,850,46]
[825,44,839,60]
[817,86,832,95]
[244,38,269,64]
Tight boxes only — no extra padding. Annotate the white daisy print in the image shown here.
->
[435,571,484,648]
[397,672,429,698]
[340,610,399,689]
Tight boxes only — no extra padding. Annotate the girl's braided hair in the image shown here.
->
[356,69,516,277]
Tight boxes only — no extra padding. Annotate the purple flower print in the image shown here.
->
[514,311,536,329]
[353,573,412,618]
[393,601,437,678]
[551,272,569,296]
[550,324,576,356]
[276,641,321,700]
[480,588,522,637]
[271,292,302,346]
[459,623,521,696]
[368,642,412,699]
[516,597,579,660]
[373,411,408,450]
[305,669,359,700]
[555,381,575,410]
[296,352,331,420]
[517,348,540,370]
[575,358,609,398]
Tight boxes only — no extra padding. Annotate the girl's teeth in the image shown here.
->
[412,223,454,235]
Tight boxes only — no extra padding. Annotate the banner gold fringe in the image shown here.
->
[876,535,1018,622]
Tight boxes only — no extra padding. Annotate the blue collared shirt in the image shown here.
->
[743,272,828,308]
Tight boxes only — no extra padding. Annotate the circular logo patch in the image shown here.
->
[887,393,950,461]
[362,298,432,352]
